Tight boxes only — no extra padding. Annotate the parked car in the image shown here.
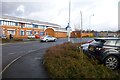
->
[87,38,120,70]
[35,34,40,38]
[0,34,7,39]
[27,35,35,39]
[81,39,94,52]
[40,35,57,42]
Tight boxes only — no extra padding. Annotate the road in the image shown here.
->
[1,38,93,78]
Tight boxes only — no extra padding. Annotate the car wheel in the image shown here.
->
[104,55,119,70]
[46,39,48,42]
[54,39,56,42]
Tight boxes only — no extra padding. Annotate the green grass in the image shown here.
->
[44,42,120,79]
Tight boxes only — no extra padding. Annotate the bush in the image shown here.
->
[13,38,23,41]
[44,42,120,79]
[2,38,10,43]
[2,38,23,43]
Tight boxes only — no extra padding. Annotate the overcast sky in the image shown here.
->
[0,0,119,31]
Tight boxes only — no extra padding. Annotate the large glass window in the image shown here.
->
[4,21,7,25]
[33,24,38,28]
[26,24,33,28]
[8,21,11,26]
[38,25,44,29]
[11,22,15,26]
[7,30,15,35]
[1,20,3,25]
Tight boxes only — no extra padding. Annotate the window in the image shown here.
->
[8,21,11,26]
[13,22,15,26]
[1,20,3,25]
[0,20,1,25]
[38,25,44,29]
[26,31,32,36]
[7,30,15,35]
[34,31,38,34]
[34,25,38,28]
[104,40,117,46]
[19,23,25,28]
[20,30,25,36]
[40,32,44,36]
[15,22,18,26]
[26,24,33,28]
[116,40,120,46]
[4,21,7,25]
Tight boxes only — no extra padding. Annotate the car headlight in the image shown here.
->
[96,47,102,50]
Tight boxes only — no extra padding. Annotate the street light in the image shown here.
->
[118,1,120,37]
[67,0,71,42]
[80,11,82,42]
[89,14,94,37]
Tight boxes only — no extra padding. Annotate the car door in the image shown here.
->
[48,36,52,41]
[116,40,120,53]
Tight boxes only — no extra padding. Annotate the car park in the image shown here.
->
[40,35,57,42]
[86,38,120,70]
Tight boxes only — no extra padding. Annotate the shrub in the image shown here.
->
[44,42,120,79]
[2,38,10,43]
[13,38,23,41]
[2,38,23,43]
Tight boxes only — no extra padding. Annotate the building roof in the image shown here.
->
[0,15,61,27]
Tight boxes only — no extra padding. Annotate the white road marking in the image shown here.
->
[0,55,22,75]
[0,49,39,75]
[28,50,36,53]
[8,53,15,55]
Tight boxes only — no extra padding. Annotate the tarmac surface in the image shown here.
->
[2,49,49,78]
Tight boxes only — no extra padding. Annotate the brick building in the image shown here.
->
[0,15,67,38]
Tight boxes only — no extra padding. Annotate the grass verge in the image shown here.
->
[44,42,120,79]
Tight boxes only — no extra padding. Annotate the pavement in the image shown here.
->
[2,49,50,78]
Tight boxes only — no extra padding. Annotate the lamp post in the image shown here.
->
[80,11,82,42]
[67,0,71,42]
[118,1,120,37]
[89,14,94,37]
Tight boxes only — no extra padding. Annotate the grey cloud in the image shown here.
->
[1,1,54,17]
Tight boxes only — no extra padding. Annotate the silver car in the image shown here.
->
[40,35,57,42]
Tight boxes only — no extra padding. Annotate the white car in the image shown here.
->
[40,35,57,42]
[27,35,35,38]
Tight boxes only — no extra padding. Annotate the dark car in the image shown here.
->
[82,38,106,56]
[87,38,120,70]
